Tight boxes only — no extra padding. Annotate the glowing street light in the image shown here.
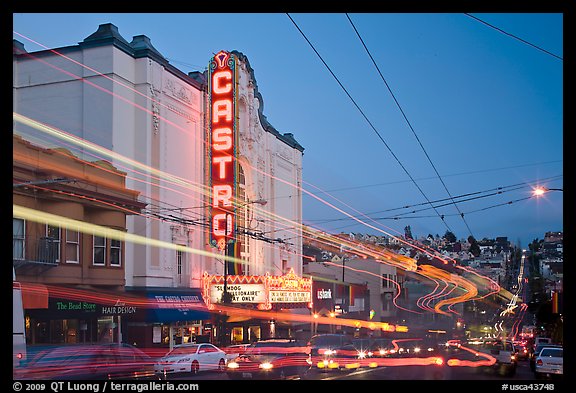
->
[533,186,563,197]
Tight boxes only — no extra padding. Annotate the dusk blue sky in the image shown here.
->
[12,13,564,248]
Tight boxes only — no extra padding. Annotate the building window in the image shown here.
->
[382,274,391,289]
[282,259,288,274]
[93,235,106,266]
[13,218,25,260]
[47,224,61,262]
[66,229,79,263]
[238,165,249,274]
[110,239,121,267]
[177,249,183,276]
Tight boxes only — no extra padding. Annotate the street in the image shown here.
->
[169,357,544,381]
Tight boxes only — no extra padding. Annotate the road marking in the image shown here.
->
[321,367,384,380]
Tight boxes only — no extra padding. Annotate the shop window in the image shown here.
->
[161,325,170,344]
[248,326,261,342]
[97,317,114,342]
[232,327,243,344]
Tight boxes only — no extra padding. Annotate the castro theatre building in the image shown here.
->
[14,23,306,349]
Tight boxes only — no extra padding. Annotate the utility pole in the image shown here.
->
[342,256,347,314]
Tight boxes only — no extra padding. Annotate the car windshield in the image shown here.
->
[539,348,563,358]
[166,345,199,356]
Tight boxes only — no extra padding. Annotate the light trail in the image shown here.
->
[13,35,505,318]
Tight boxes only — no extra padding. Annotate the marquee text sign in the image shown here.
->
[202,269,313,310]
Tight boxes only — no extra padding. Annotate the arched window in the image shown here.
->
[237,165,250,274]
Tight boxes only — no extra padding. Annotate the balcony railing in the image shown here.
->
[13,236,59,269]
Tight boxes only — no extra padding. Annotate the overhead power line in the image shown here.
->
[286,13,455,235]
[346,13,476,240]
[301,160,562,195]
[464,13,563,61]
[305,175,563,224]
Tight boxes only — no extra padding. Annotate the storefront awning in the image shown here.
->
[128,288,211,323]
[20,282,49,309]
[275,307,313,326]
[227,315,252,323]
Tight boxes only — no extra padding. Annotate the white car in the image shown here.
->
[534,347,563,379]
[154,343,227,376]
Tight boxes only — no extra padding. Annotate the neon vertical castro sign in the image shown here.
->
[209,50,238,249]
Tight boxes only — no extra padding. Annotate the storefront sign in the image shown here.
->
[56,300,96,312]
[203,268,313,310]
[270,290,311,303]
[317,288,332,299]
[208,50,238,250]
[209,283,266,304]
[100,299,138,315]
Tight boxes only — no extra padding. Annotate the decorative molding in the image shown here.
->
[164,78,193,105]
[165,102,195,121]
[150,85,160,136]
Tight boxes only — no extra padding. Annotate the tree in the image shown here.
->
[404,225,413,240]
[468,236,481,257]
[443,231,457,243]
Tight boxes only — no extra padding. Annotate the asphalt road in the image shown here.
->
[169,358,546,381]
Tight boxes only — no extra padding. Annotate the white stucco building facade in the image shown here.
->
[13,23,304,292]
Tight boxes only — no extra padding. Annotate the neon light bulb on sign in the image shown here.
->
[213,156,233,179]
[212,185,232,207]
[213,214,233,237]
[213,70,232,94]
[212,128,232,150]
[209,50,236,247]
[213,100,232,123]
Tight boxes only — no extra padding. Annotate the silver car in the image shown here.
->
[534,347,563,379]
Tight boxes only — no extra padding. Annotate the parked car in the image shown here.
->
[530,343,563,372]
[226,338,309,380]
[154,343,227,376]
[13,343,160,380]
[534,347,563,379]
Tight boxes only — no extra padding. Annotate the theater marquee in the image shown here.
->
[208,50,238,251]
[202,269,312,310]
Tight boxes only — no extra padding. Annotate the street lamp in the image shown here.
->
[533,186,563,197]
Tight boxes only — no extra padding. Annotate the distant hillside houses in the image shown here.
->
[538,232,563,293]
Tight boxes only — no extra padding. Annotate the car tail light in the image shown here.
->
[536,359,543,366]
